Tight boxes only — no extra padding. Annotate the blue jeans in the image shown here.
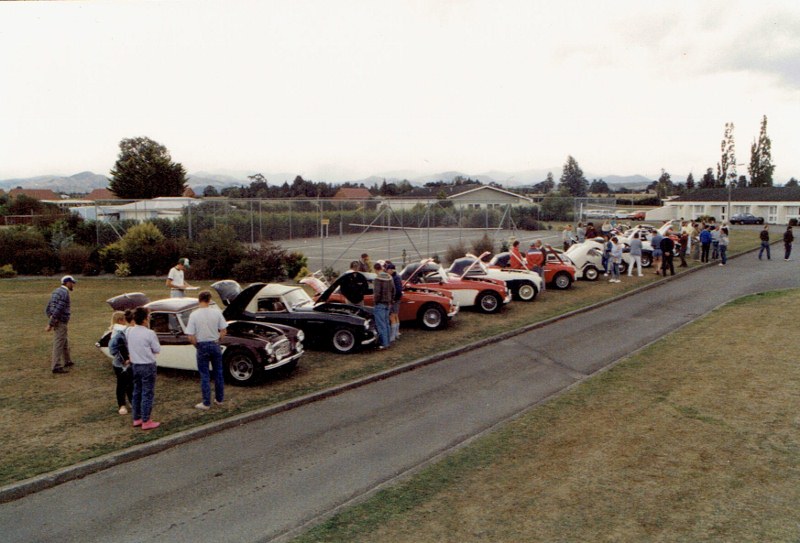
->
[759,241,771,259]
[132,363,157,422]
[720,244,728,265]
[373,303,391,347]
[196,341,224,406]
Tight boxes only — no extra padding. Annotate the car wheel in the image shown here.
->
[583,265,599,281]
[641,253,652,268]
[618,261,628,275]
[552,272,572,290]
[516,282,538,301]
[224,349,262,386]
[331,327,358,354]
[476,291,502,313]
[418,303,446,330]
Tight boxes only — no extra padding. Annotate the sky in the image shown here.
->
[1,0,799,184]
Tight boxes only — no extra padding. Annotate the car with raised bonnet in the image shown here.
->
[447,252,543,302]
[96,293,304,386]
[489,245,576,290]
[301,272,459,331]
[211,280,377,354]
[730,213,765,225]
[399,259,512,314]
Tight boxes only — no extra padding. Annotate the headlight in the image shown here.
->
[364,319,371,329]
[297,330,305,342]
[265,343,274,356]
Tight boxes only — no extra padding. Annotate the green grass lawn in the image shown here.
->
[292,288,800,543]
[0,230,761,486]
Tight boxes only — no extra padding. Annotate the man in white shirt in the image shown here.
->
[166,258,194,298]
[186,290,228,410]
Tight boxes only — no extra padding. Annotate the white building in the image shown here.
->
[652,187,800,224]
[381,185,534,211]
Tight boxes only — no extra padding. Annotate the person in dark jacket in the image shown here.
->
[108,310,134,414]
[372,262,395,349]
[45,275,77,374]
[660,235,675,276]
[699,226,712,263]
[758,225,771,260]
[784,226,794,261]
[386,261,403,342]
[337,261,369,305]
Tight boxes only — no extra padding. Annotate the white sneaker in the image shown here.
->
[118,406,128,415]
[195,402,210,411]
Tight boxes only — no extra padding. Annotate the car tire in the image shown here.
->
[641,253,652,268]
[418,303,447,330]
[331,327,358,354]
[618,261,628,275]
[583,266,599,281]
[552,272,572,290]
[515,282,538,301]
[476,291,502,313]
[224,349,262,386]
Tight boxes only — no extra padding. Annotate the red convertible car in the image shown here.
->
[399,260,512,313]
[302,272,459,331]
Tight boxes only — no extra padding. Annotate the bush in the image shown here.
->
[471,233,495,256]
[0,264,17,278]
[192,225,246,279]
[284,251,308,280]
[99,242,124,274]
[115,262,131,277]
[59,245,91,274]
[82,260,102,276]
[444,241,469,265]
[294,266,311,282]
[231,244,289,283]
[119,223,167,275]
[0,226,57,274]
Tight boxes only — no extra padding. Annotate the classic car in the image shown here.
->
[301,272,459,331]
[447,253,543,301]
[627,210,647,221]
[211,280,377,354]
[490,245,576,289]
[564,238,652,280]
[399,260,512,313]
[96,293,304,386]
[730,213,765,225]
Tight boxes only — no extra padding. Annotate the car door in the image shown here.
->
[148,311,197,371]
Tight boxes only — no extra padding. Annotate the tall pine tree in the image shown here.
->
[558,156,588,197]
[749,115,775,187]
[109,137,187,199]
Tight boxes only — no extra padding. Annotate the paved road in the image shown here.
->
[1,250,796,543]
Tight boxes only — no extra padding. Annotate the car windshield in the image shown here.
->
[284,288,313,309]
[450,258,486,276]
[177,308,196,330]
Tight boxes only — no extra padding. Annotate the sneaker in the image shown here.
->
[64,361,75,368]
[52,367,69,374]
[719,263,724,266]
[141,420,161,430]
[638,274,643,277]
[132,419,143,427]
[213,399,224,406]
[118,406,128,415]
[195,402,210,411]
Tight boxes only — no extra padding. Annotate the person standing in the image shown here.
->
[758,225,771,260]
[601,220,613,239]
[337,261,369,306]
[710,226,720,260]
[108,310,134,414]
[718,226,730,266]
[45,275,77,374]
[166,258,194,298]
[783,225,794,261]
[128,307,161,430]
[660,234,676,276]
[601,235,612,276]
[609,237,622,283]
[562,225,575,251]
[386,262,403,343]
[357,253,371,273]
[509,240,525,269]
[186,290,228,410]
[576,222,586,243]
[650,231,663,275]
[372,262,394,350]
[690,222,701,261]
[627,233,643,277]
[584,222,598,239]
[699,226,712,263]
[678,231,689,268]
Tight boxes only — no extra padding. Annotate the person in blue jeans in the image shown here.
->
[699,225,712,262]
[758,225,771,260]
[128,307,161,430]
[718,227,729,266]
[372,262,395,349]
[186,290,228,410]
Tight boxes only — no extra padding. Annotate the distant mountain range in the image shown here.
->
[0,169,659,194]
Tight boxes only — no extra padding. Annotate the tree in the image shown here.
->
[716,122,736,187]
[589,179,609,194]
[203,185,219,197]
[558,156,588,197]
[699,168,716,189]
[655,169,674,198]
[685,172,695,191]
[109,137,187,199]
[786,177,799,187]
[749,115,775,187]
[737,174,748,188]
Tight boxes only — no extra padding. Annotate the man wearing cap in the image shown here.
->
[167,258,194,298]
[45,276,76,374]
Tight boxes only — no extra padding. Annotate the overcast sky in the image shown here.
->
[1,0,799,183]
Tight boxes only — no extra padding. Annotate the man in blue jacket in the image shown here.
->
[699,226,713,263]
[45,276,76,374]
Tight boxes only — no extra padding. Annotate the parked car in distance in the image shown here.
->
[211,281,377,354]
[491,245,576,289]
[301,271,459,331]
[447,253,543,302]
[628,210,646,221]
[400,260,512,313]
[730,213,765,225]
[97,294,304,386]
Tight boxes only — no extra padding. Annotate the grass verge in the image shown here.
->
[292,288,800,543]
[0,231,760,486]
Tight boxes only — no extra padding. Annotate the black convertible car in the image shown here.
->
[212,280,377,354]
[97,293,304,386]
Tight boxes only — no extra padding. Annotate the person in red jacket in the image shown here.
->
[509,240,525,269]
